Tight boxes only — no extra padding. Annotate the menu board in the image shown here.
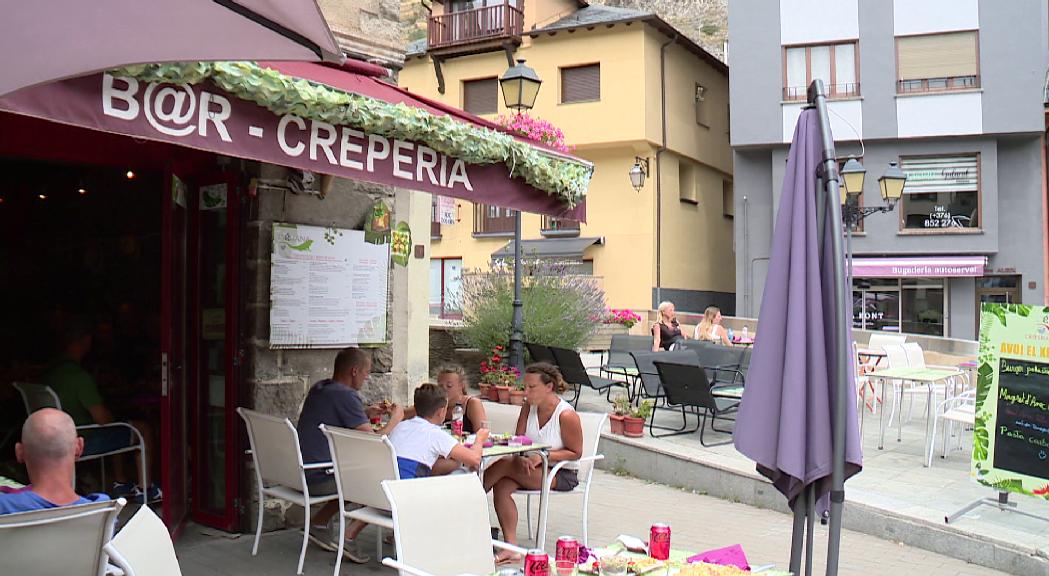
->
[973,303,1049,497]
[269,223,389,348]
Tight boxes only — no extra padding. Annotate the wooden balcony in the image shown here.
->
[428,3,524,53]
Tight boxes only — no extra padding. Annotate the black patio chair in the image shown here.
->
[652,360,740,446]
[630,350,701,434]
[600,335,651,387]
[525,342,556,365]
[678,340,749,388]
[549,346,628,407]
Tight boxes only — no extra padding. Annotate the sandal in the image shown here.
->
[495,552,523,566]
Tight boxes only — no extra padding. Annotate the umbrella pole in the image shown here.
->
[788,490,807,574]
[808,79,850,576]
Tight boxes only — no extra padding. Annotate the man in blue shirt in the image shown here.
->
[0,408,109,515]
[297,347,403,563]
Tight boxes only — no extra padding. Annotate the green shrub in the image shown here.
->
[457,258,606,356]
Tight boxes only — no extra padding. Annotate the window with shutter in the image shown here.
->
[560,64,600,104]
[463,78,498,115]
[896,31,979,93]
[899,155,980,231]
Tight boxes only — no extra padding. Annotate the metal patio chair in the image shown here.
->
[652,360,740,446]
[549,346,628,407]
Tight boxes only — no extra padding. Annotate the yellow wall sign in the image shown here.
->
[973,303,1049,498]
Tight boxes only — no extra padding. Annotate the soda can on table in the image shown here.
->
[649,523,671,560]
[525,550,550,576]
[451,418,464,437]
[555,536,580,564]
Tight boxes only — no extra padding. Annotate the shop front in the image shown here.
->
[0,60,590,536]
[850,256,986,337]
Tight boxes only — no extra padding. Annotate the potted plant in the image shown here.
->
[609,394,630,435]
[478,381,491,400]
[623,400,653,438]
[509,380,526,406]
[479,345,519,404]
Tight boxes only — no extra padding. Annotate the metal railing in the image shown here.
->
[541,216,580,236]
[473,205,515,235]
[428,3,524,50]
[897,76,978,94]
[783,82,860,101]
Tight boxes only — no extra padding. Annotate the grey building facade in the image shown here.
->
[729,0,1048,340]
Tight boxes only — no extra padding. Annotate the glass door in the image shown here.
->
[976,275,1021,331]
[190,173,241,531]
[160,171,190,534]
[852,278,901,332]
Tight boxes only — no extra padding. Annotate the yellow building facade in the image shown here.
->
[400,2,734,314]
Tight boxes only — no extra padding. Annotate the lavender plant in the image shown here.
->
[456,258,606,355]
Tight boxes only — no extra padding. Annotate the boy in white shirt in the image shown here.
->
[390,383,490,479]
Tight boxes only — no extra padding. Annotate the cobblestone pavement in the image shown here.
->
[175,470,1006,576]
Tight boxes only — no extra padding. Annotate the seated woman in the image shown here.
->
[482,363,582,563]
[431,364,488,475]
[651,300,687,351]
[693,306,732,346]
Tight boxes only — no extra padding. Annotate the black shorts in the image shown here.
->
[306,475,338,496]
[554,468,579,492]
[81,427,136,457]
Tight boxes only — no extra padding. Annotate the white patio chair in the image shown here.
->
[237,408,338,576]
[0,496,124,576]
[13,382,147,504]
[852,341,877,414]
[926,389,976,467]
[380,474,526,576]
[867,333,906,350]
[104,504,182,576]
[521,411,607,548]
[481,401,522,436]
[320,424,400,576]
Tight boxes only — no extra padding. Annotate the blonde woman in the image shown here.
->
[693,306,732,346]
[430,364,488,475]
[651,301,686,351]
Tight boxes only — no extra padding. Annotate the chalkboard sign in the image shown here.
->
[973,303,1049,497]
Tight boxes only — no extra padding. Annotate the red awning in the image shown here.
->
[0,62,588,219]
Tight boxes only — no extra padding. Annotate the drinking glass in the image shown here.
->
[599,558,628,576]
[507,437,523,448]
[555,560,576,576]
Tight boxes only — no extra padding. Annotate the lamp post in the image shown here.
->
[499,59,542,374]
[839,159,907,328]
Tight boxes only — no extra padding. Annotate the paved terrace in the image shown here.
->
[574,354,1049,575]
[175,470,1001,576]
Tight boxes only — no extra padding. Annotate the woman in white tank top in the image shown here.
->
[483,363,583,564]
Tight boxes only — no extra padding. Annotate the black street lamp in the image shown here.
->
[841,160,906,227]
[499,59,542,374]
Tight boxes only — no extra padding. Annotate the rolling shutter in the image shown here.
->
[900,156,979,194]
[561,64,600,103]
[897,31,978,80]
[463,77,498,115]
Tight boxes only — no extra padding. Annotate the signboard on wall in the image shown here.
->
[269,223,389,348]
[972,303,1049,498]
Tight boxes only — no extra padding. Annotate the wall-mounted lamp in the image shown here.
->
[629,157,650,192]
[838,158,908,227]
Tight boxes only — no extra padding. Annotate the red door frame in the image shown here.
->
[187,172,243,532]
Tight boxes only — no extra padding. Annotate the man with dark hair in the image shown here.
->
[0,409,110,514]
[389,383,489,480]
[297,346,403,563]
[41,320,159,501]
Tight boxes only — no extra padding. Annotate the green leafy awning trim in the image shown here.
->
[111,61,591,207]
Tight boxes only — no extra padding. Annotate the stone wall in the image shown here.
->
[318,0,405,69]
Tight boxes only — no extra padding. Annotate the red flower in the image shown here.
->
[1034,485,1049,496]
[495,345,504,351]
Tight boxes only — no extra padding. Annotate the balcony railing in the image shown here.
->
[473,205,515,236]
[783,82,860,101]
[541,216,580,237]
[897,76,979,94]
[428,3,524,51]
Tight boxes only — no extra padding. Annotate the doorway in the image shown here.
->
[976,275,1022,330]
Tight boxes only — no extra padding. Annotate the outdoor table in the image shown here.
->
[469,439,551,546]
[856,348,886,366]
[576,541,790,575]
[865,366,965,457]
[731,337,755,347]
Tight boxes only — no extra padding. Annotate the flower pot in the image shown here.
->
[496,385,511,404]
[509,389,526,406]
[478,382,491,400]
[486,385,501,402]
[623,416,646,438]
[609,414,626,435]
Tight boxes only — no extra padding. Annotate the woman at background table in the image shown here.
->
[652,300,687,351]
[431,364,488,475]
[693,306,732,346]
[483,363,582,564]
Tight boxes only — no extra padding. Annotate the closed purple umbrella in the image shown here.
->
[1,0,342,97]
[733,86,862,576]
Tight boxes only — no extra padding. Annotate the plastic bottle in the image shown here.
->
[742,326,750,340]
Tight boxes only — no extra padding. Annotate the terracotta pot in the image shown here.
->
[486,385,501,402]
[478,382,491,399]
[609,414,626,435]
[496,385,511,404]
[623,416,646,438]
[509,389,526,406]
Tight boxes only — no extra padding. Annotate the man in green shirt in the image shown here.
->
[40,322,160,502]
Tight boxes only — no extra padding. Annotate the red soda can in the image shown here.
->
[525,550,550,576]
[451,419,464,437]
[649,523,671,560]
[555,536,580,564]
